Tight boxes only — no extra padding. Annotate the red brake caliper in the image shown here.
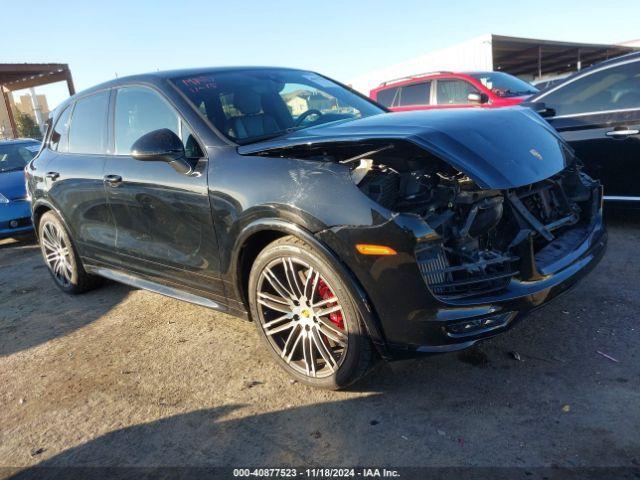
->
[316,278,344,330]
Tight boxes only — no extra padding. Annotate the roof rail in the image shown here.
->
[379,71,453,87]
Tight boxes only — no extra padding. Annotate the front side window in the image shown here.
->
[436,79,478,105]
[539,60,640,117]
[0,142,40,173]
[49,106,72,152]
[68,92,110,154]
[114,86,201,157]
[398,82,431,106]
[171,69,384,144]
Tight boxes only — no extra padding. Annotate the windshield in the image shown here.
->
[470,72,539,97]
[0,142,40,173]
[171,69,384,144]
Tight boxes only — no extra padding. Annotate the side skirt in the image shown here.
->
[87,266,229,312]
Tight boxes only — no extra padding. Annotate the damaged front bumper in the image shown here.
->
[316,181,607,359]
[413,216,607,354]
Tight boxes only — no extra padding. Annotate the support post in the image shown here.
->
[537,45,542,79]
[2,86,17,139]
[65,68,76,96]
[577,48,582,71]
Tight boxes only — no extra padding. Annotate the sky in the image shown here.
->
[5,0,640,109]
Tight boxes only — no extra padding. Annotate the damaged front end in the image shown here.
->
[347,140,603,301]
[246,136,602,302]
[413,163,602,301]
[239,109,606,352]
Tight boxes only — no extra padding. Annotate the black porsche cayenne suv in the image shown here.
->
[26,67,607,389]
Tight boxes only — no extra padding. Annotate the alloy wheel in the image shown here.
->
[41,221,73,287]
[256,257,348,378]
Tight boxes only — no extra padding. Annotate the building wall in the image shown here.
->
[15,94,50,121]
[349,34,494,95]
[619,39,640,47]
[286,96,307,116]
[0,92,50,139]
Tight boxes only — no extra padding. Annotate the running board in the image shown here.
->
[89,267,225,311]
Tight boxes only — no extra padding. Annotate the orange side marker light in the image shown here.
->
[355,244,397,256]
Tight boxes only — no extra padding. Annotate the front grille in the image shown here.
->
[415,170,593,301]
[417,248,450,285]
[416,245,518,300]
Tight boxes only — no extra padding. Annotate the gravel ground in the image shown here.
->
[0,210,638,476]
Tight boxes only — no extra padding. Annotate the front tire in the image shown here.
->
[248,235,374,389]
[38,211,102,294]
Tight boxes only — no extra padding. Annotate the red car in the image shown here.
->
[370,71,538,111]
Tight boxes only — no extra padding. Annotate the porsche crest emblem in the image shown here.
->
[529,148,543,161]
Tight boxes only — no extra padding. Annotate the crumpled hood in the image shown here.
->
[0,170,27,200]
[239,106,571,189]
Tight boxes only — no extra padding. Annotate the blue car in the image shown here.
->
[0,139,41,239]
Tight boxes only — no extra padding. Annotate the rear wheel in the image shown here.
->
[248,235,374,389]
[38,211,102,294]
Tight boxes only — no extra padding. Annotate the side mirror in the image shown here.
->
[522,101,556,118]
[131,128,192,174]
[468,92,489,104]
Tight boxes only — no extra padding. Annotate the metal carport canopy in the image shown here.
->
[0,63,75,138]
[491,34,637,78]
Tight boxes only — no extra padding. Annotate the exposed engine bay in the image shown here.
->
[252,139,602,300]
[351,141,600,299]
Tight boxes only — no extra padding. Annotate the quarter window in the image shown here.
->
[68,92,110,154]
[114,86,202,157]
[49,106,72,152]
[436,80,478,105]
[398,82,431,106]
[541,61,640,116]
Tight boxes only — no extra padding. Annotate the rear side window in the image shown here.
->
[68,92,110,154]
[49,106,72,152]
[376,87,399,107]
[436,79,478,105]
[398,82,431,106]
[114,86,202,158]
[541,60,640,116]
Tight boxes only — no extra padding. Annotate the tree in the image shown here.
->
[15,112,42,140]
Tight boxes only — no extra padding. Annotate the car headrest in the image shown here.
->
[234,90,262,115]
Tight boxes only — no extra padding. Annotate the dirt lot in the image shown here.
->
[1,210,639,476]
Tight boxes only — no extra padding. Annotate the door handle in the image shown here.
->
[606,128,640,137]
[103,174,123,186]
[45,171,60,181]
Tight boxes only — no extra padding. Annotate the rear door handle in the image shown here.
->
[606,128,640,137]
[45,171,60,181]
[103,174,123,186]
